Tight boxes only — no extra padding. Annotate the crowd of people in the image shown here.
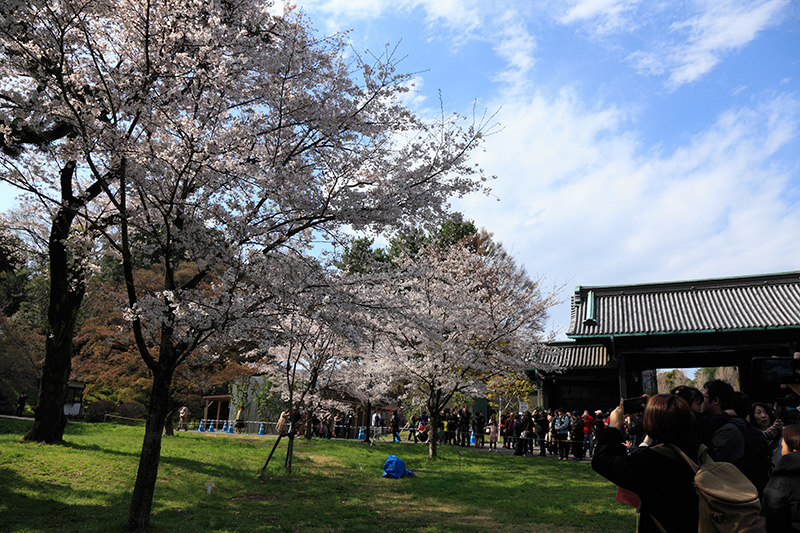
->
[407,406,611,461]
[289,404,606,456]
[297,377,800,530]
[289,403,625,461]
[202,375,800,530]
[591,378,800,532]
[354,405,610,460]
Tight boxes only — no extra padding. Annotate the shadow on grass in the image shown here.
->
[0,466,131,532]
[0,420,635,533]
[291,442,636,533]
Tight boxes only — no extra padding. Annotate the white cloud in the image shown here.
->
[553,0,790,88]
[291,0,390,25]
[491,14,538,89]
[631,0,790,88]
[668,0,789,86]
[559,0,641,33]
[296,0,538,93]
[399,75,429,109]
[456,90,800,336]
[295,0,484,37]
[416,0,484,36]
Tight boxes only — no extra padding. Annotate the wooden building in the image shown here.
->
[536,271,800,411]
[202,393,231,429]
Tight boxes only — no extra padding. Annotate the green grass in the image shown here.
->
[0,418,636,532]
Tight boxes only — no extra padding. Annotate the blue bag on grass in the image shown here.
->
[382,454,414,478]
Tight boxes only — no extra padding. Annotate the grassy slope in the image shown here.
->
[0,418,636,532]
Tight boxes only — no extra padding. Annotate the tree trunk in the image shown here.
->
[126,367,173,531]
[24,178,84,444]
[428,410,440,458]
[259,434,283,476]
[22,330,71,443]
[364,400,372,444]
[285,434,295,473]
[163,414,174,436]
[163,407,176,436]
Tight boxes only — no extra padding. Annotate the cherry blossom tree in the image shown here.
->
[375,231,560,458]
[248,249,407,470]
[2,196,109,443]
[334,350,400,442]
[255,316,351,472]
[2,1,492,528]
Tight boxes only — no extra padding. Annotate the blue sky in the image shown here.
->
[1,0,798,352]
[283,0,800,344]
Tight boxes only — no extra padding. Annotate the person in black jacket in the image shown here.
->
[702,379,770,497]
[592,394,700,532]
[515,411,533,456]
[763,423,800,531]
[534,410,549,457]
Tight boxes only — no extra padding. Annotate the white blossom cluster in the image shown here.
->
[0,1,567,464]
[0,0,492,373]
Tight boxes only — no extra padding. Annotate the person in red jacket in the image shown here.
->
[582,410,595,458]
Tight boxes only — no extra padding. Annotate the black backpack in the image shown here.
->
[726,417,770,496]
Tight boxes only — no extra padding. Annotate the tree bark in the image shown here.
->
[285,434,295,473]
[364,400,372,444]
[23,330,72,443]
[24,163,85,444]
[163,405,177,436]
[428,410,440,458]
[126,366,173,531]
[163,414,174,436]
[259,434,283,476]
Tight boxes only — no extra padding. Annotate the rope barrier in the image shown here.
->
[103,413,147,423]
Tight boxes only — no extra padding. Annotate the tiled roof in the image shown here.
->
[536,342,610,369]
[568,271,800,337]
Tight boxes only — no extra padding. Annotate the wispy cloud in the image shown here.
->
[296,0,484,38]
[291,0,390,25]
[490,14,538,89]
[630,0,790,88]
[298,0,538,92]
[415,0,485,39]
[668,0,789,86]
[553,0,790,88]
[558,0,641,33]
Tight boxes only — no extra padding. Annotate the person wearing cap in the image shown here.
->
[593,410,607,436]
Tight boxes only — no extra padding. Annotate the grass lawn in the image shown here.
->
[0,418,636,532]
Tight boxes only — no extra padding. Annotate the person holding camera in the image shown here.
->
[592,394,700,532]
